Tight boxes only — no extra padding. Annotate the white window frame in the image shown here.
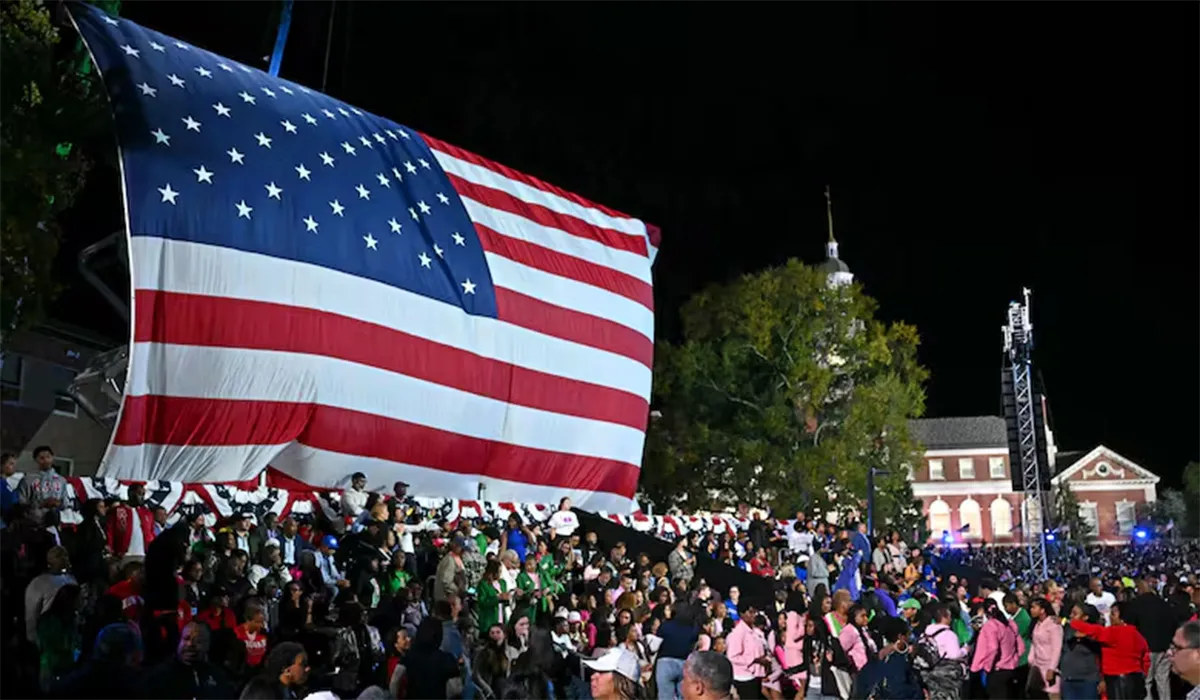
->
[51,457,74,477]
[929,459,945,481]
[929,498,951,535]
[1115,500,1136,534]
[958,457,975,480]
[990,497,1013,537]
[959,498,983,539]
[989,456,1006,479]
[1,353,23,405]
[1079,501,1099,538]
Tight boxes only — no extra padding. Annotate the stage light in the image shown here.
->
[1134,529,1148,540]
[1045,532,1056,542]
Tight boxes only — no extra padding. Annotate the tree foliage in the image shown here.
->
[1183,462,1200,538]
[642,260,929,537]
[1053,482,1092,543]
[1,0,105,338]
[1137,488,1188,533]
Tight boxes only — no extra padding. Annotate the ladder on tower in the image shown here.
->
[1003,288,1049,580]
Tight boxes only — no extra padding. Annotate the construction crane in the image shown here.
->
[1002,288,1049,580]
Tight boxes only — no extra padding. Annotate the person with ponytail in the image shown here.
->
[970,598,1024,699]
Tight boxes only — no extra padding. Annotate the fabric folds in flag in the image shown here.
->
[71,3,660,511]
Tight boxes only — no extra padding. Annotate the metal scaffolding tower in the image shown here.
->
[1002,288,1049,580]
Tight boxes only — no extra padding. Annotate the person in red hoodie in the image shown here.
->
[107,483,157,559]
[1070,600,1151,700]
[106,560,145,622]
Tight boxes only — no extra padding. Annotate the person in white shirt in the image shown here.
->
[787,521,814,560]
[340,472,370,519]
[1085,577,1117,624]
[547,497,579,539]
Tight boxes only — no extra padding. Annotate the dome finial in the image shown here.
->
[824,185,836,244]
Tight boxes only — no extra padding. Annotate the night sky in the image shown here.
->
[56,2,1198,483]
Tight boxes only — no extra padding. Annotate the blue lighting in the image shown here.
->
[1045,532,1056,542]
[1134,529,1149,540]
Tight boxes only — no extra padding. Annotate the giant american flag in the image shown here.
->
[73,3,659,512]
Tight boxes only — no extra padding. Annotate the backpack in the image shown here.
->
[912,627,968,685]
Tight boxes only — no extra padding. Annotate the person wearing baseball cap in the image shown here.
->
[583,647,642,700]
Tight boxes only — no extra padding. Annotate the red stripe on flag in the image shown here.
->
[116,396,641,496]
[475,224,654,312]
[646,223,662,250]
[133,290,649,431]
[493,288,654,369]
[449,174,648,258]
[423,133,639,222]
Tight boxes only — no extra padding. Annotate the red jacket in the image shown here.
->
[1070,620,1150,677]
[107,579,144,621]
[107,503,157,557]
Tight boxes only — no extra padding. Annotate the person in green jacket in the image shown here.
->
[1005,593,1034,667]
[516,555,550,622]
[477,560,513,633]
[383,553,412,598]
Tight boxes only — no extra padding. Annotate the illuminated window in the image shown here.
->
[1079,502,1098,538]
[1116,501,1136,534]
[959,498,982,538]
[929,498,951,535]
[991,498,1012,537]
[989,457,1006,479]
[958,458,975,480]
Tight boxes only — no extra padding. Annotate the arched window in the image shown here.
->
[929,498,952,537]
[991,497,1013,537]
[959,498,983,539]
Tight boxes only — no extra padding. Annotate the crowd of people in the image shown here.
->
[2,451,1200,700]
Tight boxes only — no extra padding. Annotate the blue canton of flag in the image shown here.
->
[75,2,497,316]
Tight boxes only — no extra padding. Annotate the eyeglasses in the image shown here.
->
[1168,642,1199,654]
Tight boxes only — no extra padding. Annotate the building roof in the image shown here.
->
[1052,450,1085,472]
[908,416,1008,450]
[819,256,851,274]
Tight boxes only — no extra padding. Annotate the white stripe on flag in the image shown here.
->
[126,342,647,466]
[130,237,652,401]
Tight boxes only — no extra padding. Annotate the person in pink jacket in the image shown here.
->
[837,605,878,673]
[783,605,806,691]
[726,602,768,699]
[1027,598,1063,698]
[970,600,1026,699]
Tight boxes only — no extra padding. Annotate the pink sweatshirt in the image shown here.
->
[1028,617,1063,694]
[727,620,767,681]
[923,623,967,660]
[783,611,806,684]
[838,624,877,672]
[971,618,1025,673]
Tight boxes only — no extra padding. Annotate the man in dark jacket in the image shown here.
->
[140,620,236,699]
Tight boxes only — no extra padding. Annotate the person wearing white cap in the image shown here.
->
[583,647,642,700]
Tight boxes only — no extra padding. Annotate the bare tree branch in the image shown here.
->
[703,377,763,413]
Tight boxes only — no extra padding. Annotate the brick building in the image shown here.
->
[909,416,1159,546]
